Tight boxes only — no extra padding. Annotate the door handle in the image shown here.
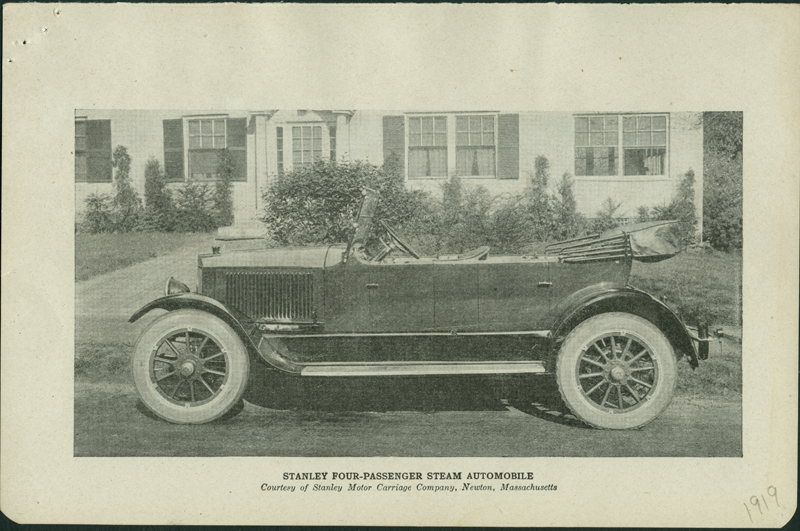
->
[366,283,379,290]
[537,281,552,288]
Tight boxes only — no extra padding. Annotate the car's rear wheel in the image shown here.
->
[132,309,250,424]
[555,312,677,430]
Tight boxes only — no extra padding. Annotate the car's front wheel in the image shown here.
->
[555,312,677,430]
[132,309,250,424]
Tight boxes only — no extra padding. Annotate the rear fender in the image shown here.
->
[547,284,698,370]
[129,293,263,362]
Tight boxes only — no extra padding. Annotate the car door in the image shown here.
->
[367,261,435,333]
[478,259,552,331]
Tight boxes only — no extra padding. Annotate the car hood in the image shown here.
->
[199,244,346,269]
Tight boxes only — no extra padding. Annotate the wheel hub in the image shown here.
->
[609,366,626,382]
[180,361,196,377]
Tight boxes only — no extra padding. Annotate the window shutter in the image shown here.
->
[163,119,184,182]
[497,114,519,180]
[226,118,247,181]
[383,115,405,174]
[85,120,112,183]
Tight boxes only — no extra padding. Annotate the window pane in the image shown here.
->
[214,134,225,148]
[201,120,212,134]
[75,136,86,151]
[652,131,667,145]
[623,116,637,131]
[313,126,321,138]
[605,115,618,129]
[625,147,665,175]
[213,119,225,133]
[292,137,301,150]
[457,132,469,145]
[483,132,494,145]
[482,116,494,132]
[590,117,604,131]
[471,132,482,146]
[421,117,433,132]
[623,132,637,146]
[576,132,589,147]
[469,116,480,131]
[575,117,589,132]
[637,132,651,145]
[202,136,213,149]
[435,133,447,146]
[421,133,433,146]
[409,118,420,133]
[434,116,446,131]
[652,116,667,130]
[637,116,651,130]
[409,133,421,147]
[189,136,201,149]
[590,132,605,146]
[293,151,301,164]
[605,131,618,146]
[75,121,86,137]
[312,137,322,151]
[429,148,447,176]
[189,121,200,135]
[456,116,468,131]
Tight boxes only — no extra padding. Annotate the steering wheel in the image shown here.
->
[378,219,421,259]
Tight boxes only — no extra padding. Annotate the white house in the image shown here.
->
[75,109,704,234]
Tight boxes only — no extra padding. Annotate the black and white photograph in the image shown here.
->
[3,4,797,527]
[73,109,743,457]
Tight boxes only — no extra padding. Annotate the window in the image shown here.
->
[292,126,322,168]
[456,115,496,177]
[408,116,447,178]
[75,119,112,182]
[168,117,247,182]
[329,125,337,162]
[575,114,667,177]
[276,127,284,175]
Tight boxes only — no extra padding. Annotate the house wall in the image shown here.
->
[75,110,703,231]
[75,110,261,224]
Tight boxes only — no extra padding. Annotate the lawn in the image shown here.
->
[75,232,216,281]
[630,247,742,328]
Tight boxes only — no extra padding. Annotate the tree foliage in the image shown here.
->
[111,145,143,231]
[214,149,235,227]
[702,112,742,251]
[140,157,175,232]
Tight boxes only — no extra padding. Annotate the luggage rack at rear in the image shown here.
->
[545,233,632,263]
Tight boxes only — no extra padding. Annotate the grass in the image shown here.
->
[630,247,742,328]
[75,232,216,281]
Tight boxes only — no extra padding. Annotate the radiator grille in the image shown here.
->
[225,271,314,321]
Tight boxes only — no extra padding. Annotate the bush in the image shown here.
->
[592,197,625,233]
[651,169,698,246]
[139,158,175,232]
[552,172,586,240]
[702,112,743,251]
[173,182,218,232]
[81,193,115,233]
[214,149,235,227]
[523,156,556,242]
[111,146,143,232]
[261,157,430,246]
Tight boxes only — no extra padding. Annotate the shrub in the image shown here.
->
[81,193,115,233]
[111,146,143,232]
[592,197,625,233]
[261,157,430,246]
[523,156,556,242]
[173,182,218,232]
[651,169,698,246]
[702,112,743,252]
[552,172,586,240]
[214,149,235,227]
[139,157,175,232]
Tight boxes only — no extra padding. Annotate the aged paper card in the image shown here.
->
[2,4,798,526]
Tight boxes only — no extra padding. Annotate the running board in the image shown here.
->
[299,360,547,377]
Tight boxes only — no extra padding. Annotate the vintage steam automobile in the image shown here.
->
[130,189,715,429]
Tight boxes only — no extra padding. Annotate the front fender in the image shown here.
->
[129,293,262,359]
[548,283,699,369]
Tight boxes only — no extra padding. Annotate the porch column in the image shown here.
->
[333,110,353,162]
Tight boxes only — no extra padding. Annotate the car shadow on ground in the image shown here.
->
[240,364,591,429]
